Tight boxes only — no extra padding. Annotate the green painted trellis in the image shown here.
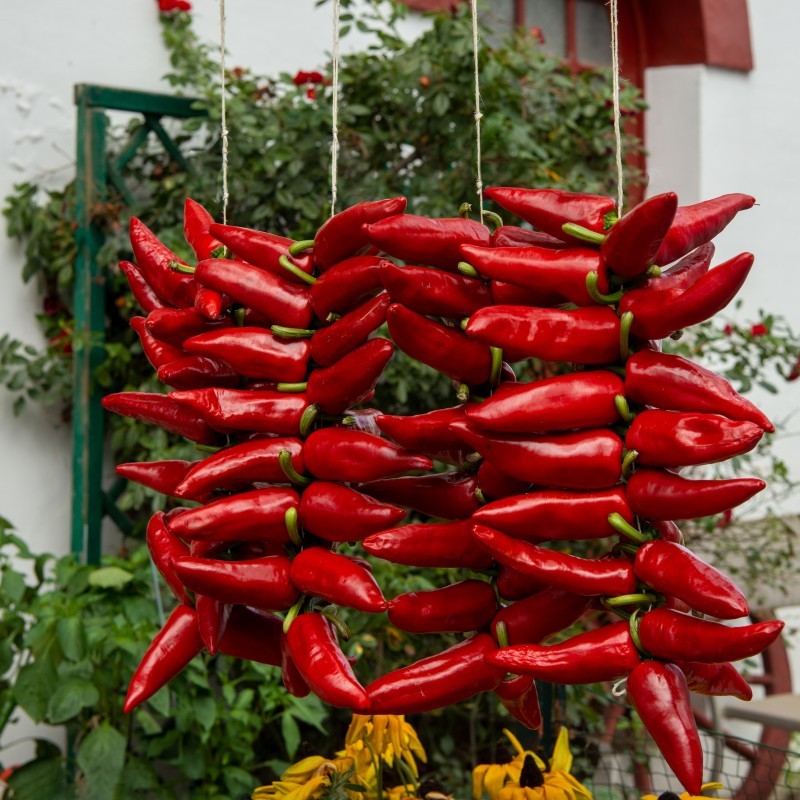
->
[71,83,207,564]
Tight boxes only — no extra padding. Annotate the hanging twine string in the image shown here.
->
[219,0,229,223]
[609,0,624,215]
[469,0,484,221]
[330,0,342,217]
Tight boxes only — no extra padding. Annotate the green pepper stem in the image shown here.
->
[282,597,305,634]
[169,260,195,274]
[320,607,351,641]
[271,325,315,339]
[494,620,510,648]
[605,593,659,608]
[474,486,487,505]
[619,310,634,360]
[607,512,648,545]
[279,449,311,487]
[285,507,302,547]
[600,599,632,619]
[233,307,246,327]
[289,239,315,257]
[603,211,619,229]
[210,245,229,259]
[586,271,623,305]
[614,394,635,423]
[482,210,504,232]
[299,404,319,437]
[628,610,652,657]
[562,222,605,245]
[277,382,308,393]
[621,448,638,479]
[456,383,470,402]
[458,202,472,218]
[458,261,481,278]
[278,254,317,285]
[195,444,221,454]
[615,542,640,557]
[489,347,504,390]
[645,264,661,278]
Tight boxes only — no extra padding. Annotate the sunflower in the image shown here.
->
[473,728,593,800]
[345,714,427,778]
[640,782,728,800]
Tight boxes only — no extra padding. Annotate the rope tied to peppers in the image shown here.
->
[330,0,342,216]
[469,0,485,222]
[218,0,229,223]
[609,0,624,215]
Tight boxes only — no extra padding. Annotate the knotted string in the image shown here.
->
[219,0,229,223]
[610,0,624,215]
[330,0,342,216]
[469,0,484,221]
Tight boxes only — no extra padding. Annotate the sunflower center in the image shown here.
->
[519,754,544,789]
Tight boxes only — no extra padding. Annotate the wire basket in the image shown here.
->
[582,726,800,799]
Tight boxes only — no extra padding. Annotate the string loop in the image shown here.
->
[219,0,229,223]
[610,0,623,215]
[469,0,484,221]
[330,0,342,217]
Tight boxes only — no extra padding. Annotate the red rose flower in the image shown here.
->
[293,70,326,87]
[788,356,800,382]
[750,322,769,337]
[723,324,734,336]
[306,87,317,100]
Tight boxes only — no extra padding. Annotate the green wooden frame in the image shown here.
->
[71,83,207,563]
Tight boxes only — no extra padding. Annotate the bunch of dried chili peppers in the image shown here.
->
[108,188,781,796]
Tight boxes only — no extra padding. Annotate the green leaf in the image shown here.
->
[431,93,451,116]
[282,712,301,759]
[0,637,15,675]
[2,568,27,603]
[46,679,99,724]
[6,756,67,800]
[14,660,58,722]
[88,566,134,589]
[56,616,86,661]
[223,766,257,798]
[76,723,126,800]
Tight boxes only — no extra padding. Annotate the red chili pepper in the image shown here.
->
[648,519,684,545]
[118,261,169,313]
[376,404,474,463]
[388,580,497,634]
[102,391,223,445]
[674,660,752,701]
[281,632,310,697]
[620,252,754,340]
[625,349,774,432]
[124,605,204,713]
[466,305,621,365]
[117,460,195,499]
[166,487,298,543]
[387,303,494,386]
[363,520,493,569]
[365,215,492,271]
[626,468,766,520]
[194,287,230,321]
[183,327,311,382]
[195,595,230,656]
[290,548,387,613]
[484,186,615,242]
[286,612,369,709]
[298,481,405,542]
[146,511,191,605]
[310,292,390,366]
[175,437,304,499]
[473,487,632,542]
[600,192,678,279]
[145,306,231,346]
[637,608,784,663]
[174,555,299,609]
[209,222,314,282]
[157,355,240,390]
[467,371,624,434]
[654,193,755,266]
[313,197,407,271]
[634,540,748,619]
[490,587,592,645]
[626,410,764,469]
[492,226,569,250]
[303,428,432,482]
[129,217,197,307]
[193,258,313,328]
[300,337,393,414]
[625,661,703,796]
[357,472,481,520]
[364,633,503,714]
[473,524,636,596]
[489,279,562,308]
[380,262,491,317]
[451,420,623,490]
[460,244,611,307]
[169,388,310,435]
[130,316,186,370]
[477,460,532,500]
[485,621,639,683]
[218,605,283,666]
[183,199,229,319]
[310,256,387,320]
[494,674,542,730]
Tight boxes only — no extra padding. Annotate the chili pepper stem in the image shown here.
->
[456,383,470,402]
[621,448,639,479]
[474,486,487,505]
[278,254,317,285]
[270,325,315,339]
[562,222,606,244]
[320,607,352,641]
[489,347,504,389]
[645,265,662,277]
[195,443,221,453]
[601,598,632,619]
[482,210,504,231]
[619,311,634,360]
[285,507,302,547]
[210,245,229,259]
[605,592,660,608]
[168,260,195,274]
[277,382,308,393]
[586,271,624,305]
[233,307,246,327]
[628,610,651,657]
[282,597,305,633]
[607,512,649,545]
[289,239,315,257]
[459,202,472,219]
[279,449,311,487]
[615,394,636,423]
[494,620,510,648]
[299,404,319,437]
[457,261,481,278]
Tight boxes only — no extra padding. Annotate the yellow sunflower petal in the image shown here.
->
[281,775,329,800]
[372,715,390,756]
[282,757,329,782]
[548,728,573,775]
[346,715,372,746]
[503,729,526,757]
